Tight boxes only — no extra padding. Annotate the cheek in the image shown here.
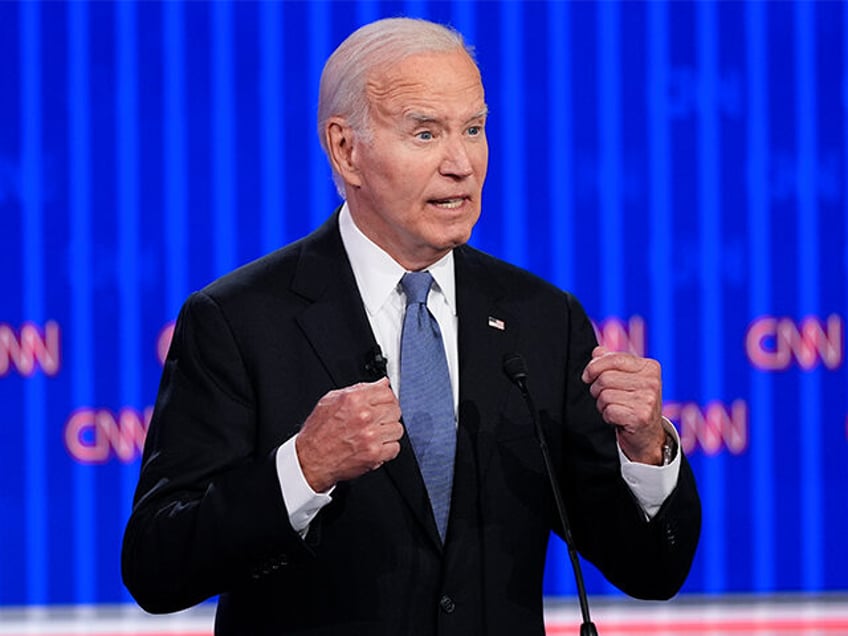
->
[385,160,431,196]
[475,145,489,180]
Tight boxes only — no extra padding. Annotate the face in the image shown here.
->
[332,48,488,270]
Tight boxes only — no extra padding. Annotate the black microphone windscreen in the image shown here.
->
[365,346,388,379]
[502,353,528,384]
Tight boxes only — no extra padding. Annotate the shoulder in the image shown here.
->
[455,244,583,314]
[194,212,344,310]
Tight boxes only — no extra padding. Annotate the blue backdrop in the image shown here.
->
[1,0,847,606]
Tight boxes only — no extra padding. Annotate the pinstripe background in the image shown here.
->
[0,0,846,605]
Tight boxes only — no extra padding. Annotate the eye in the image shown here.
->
[416,130,434,141]
[467,125,483,136]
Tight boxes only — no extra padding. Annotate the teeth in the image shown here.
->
[433,198,464,209]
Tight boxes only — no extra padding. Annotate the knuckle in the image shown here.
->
[353,407,372,426]
[359,425,378,443]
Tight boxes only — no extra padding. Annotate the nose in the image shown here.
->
[439,138,474,179]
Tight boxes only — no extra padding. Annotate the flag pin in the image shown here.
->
[488,316,505,331]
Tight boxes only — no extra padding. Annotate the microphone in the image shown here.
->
[365,345,388,380]
[503,353,598,636]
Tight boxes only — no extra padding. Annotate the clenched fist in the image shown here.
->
[295,378,404,493]
[581,345,667,465]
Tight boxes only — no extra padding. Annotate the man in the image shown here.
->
[122,17,700,635]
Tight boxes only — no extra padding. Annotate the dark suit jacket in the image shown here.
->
[122,212,700,635]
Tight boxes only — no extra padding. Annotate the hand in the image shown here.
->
[581,345,666,465]
[295,378,404,492]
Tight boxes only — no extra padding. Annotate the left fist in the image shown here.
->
[581,345,666,465]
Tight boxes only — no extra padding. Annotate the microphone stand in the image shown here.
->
[504,355,598,636]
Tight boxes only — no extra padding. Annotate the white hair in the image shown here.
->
[317,17,476,195]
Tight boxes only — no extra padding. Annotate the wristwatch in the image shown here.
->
[661,431,677,466]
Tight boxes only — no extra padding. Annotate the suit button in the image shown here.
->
[439,594,456,614]
[665,521,678,546]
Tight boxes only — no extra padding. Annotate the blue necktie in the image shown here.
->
[399,271,456,542]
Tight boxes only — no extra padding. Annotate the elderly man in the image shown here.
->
[122,17,700,635]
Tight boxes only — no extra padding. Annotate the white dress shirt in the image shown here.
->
[276,203,680,534]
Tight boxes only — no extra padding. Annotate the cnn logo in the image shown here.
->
[65,407,152,463]
[746,315,842,371]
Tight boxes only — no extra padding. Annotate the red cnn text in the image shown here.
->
[746,314,843,371]
[65,406,152,463]
[663,399,748,456]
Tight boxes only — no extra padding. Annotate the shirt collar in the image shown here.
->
[338,202,457,317]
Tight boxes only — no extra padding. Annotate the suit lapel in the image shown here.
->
[291,216,377,388]
[292,213,440,548]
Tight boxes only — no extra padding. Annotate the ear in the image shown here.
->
[325,117,363,189]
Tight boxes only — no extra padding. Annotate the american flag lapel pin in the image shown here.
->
[487,316,506,331]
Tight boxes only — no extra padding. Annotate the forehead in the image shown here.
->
[365,49,485,118]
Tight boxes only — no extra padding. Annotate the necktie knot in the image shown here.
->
[401,271,433,307]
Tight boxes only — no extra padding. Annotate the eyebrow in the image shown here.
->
[407,112,440,125]
[468,106,489,122]
[405,106,489,126]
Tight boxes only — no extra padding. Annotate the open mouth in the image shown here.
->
[429,197,467,209]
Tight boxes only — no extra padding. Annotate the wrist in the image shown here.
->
[617,425,670,466]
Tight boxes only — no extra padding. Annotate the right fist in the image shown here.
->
[295,378,404,492]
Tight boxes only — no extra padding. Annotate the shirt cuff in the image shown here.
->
[618,418,681,520]
[276,435,334,536]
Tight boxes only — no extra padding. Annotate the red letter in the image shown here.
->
[65,408,110,463]
[796,315,843,370]
[746,317,790,370]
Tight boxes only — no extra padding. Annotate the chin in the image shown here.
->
[444,231,473,250]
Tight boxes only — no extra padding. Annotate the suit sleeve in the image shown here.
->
[121,291,310,613]
[557,294,701,600]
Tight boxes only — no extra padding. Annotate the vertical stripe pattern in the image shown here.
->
[745,0,775,593]
[19,0,47,604]
[1,0,847,603]
[500,1,526,267]
[115,6,142,592]
[68,0,95,603]
[598,0,623,317]
[794,0,823,591]
[647,0,675,396]
[548,2,574,293]
[696,0,725,593]
[211,0,237,276]
[163,0,189,316]
[260,0,284,254]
